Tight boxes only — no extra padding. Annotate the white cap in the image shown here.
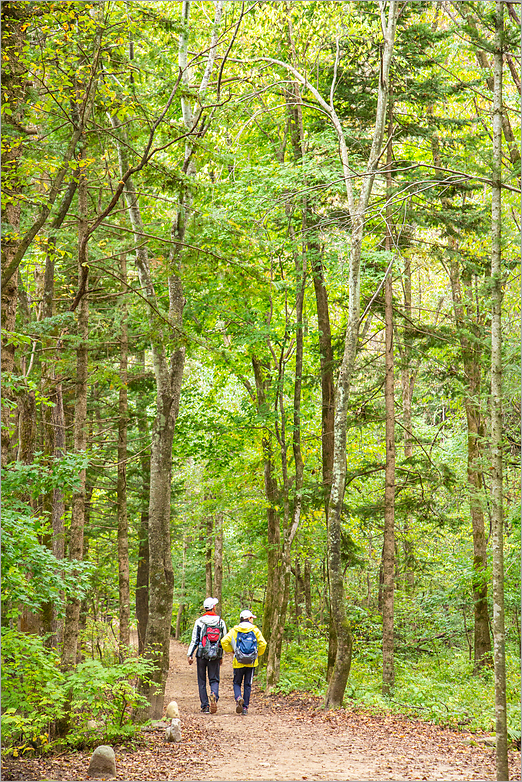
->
[240,609,256,620]
[203,597,219,610]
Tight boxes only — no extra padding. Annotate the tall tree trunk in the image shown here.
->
[136,402,150,654]
[136,406,150,656]
[40,180,71,646]
[265,217,306,691]
[400,251,415,592]
[61,146,89,671]
[325,2,398,709]
[117,253,130,659]
[205,512,213,597]
[448,264,492,672]
[253,357,281,657]
[303,557,312,618]
[294,558,302,624]
[1,2,31,467]
[133,2,223,717]
[175,533,188,640]
[214,512,224,608]
[431,90,493,675]
[381,133,396,695]
[490,5,508,777]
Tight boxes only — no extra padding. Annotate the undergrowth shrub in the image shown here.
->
[257,628,521,740]
[1,629,154,755]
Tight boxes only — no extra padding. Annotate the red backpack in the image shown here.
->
[199,619,223,660]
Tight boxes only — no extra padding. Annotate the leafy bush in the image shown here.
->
[257,631,328,697]
[1,629,155,754]
[2,456,93,619]
[1,507,92,617]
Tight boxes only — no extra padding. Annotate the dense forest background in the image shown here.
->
[1,0,520,772]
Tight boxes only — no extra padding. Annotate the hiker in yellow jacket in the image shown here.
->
[220,609,266,715]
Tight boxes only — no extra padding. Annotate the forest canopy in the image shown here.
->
[1,0,520,771]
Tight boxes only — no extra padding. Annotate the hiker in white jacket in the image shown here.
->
[187,597,227,714]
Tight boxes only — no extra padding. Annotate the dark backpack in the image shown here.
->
[199,619,223,660]
[234,628,258,664]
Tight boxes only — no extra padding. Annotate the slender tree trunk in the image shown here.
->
[62,146,89,670]
[117,253,130,659]
[136,406,150,656]
[448,264,492,672]
[214,512,224,608]
[253,357,280,656]
[400,251,415,591]
[51,384,67,645]
[294,559,302,624]
[490,5,508,777]
[205,513,213,597]
[265,221,306,691]
[303,558,312,618]
[175,533,188,640]
[325,2,398,709]
[382,134,396,695]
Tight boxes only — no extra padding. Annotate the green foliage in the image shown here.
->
[349,648,521,737]
[257,631,328,697]
[260,629,520,739]
[1,629,155,753]
[2,452,89,499]
[1,505,93,616]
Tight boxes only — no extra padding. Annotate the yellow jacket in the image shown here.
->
[220,621,267,668]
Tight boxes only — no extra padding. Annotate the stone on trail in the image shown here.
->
[87,745,116,778]
[166,700,180,719]
[165,718,182,743]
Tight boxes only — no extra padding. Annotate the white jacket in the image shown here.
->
[187,613,227,658]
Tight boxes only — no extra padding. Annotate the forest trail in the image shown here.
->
[163,640,518,782]
[2,638,520,781]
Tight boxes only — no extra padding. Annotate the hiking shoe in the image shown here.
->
[209,693,217,714]
[235,697,244,714]
[242,707,248,716]
[201,705,210,714]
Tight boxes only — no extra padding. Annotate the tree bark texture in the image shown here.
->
[61,150,89,671]
[400,251,416,592]
[382,147,396,694]
[490,5,508,778]
[136,407,150,657]
[1,2,32,466]
[253,357,281,655]
[117,254,130,658]
[214,512,224,608]
[175,534,188,640]
[134,1,223,716]
[205,513,213,597]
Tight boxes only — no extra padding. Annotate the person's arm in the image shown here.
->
[220,627,235,654]
[187,620,201,661]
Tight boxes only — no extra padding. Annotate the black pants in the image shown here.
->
[233,666,254,708]
[196,657,220,710]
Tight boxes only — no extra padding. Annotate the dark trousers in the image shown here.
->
[196,657,220,709]
[233,666,254,708]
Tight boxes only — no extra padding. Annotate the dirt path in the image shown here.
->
[3,638,520,781]
[165,640,519,782]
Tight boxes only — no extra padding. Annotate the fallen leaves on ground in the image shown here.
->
[1,715,221,781]
[3,688,520,782]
